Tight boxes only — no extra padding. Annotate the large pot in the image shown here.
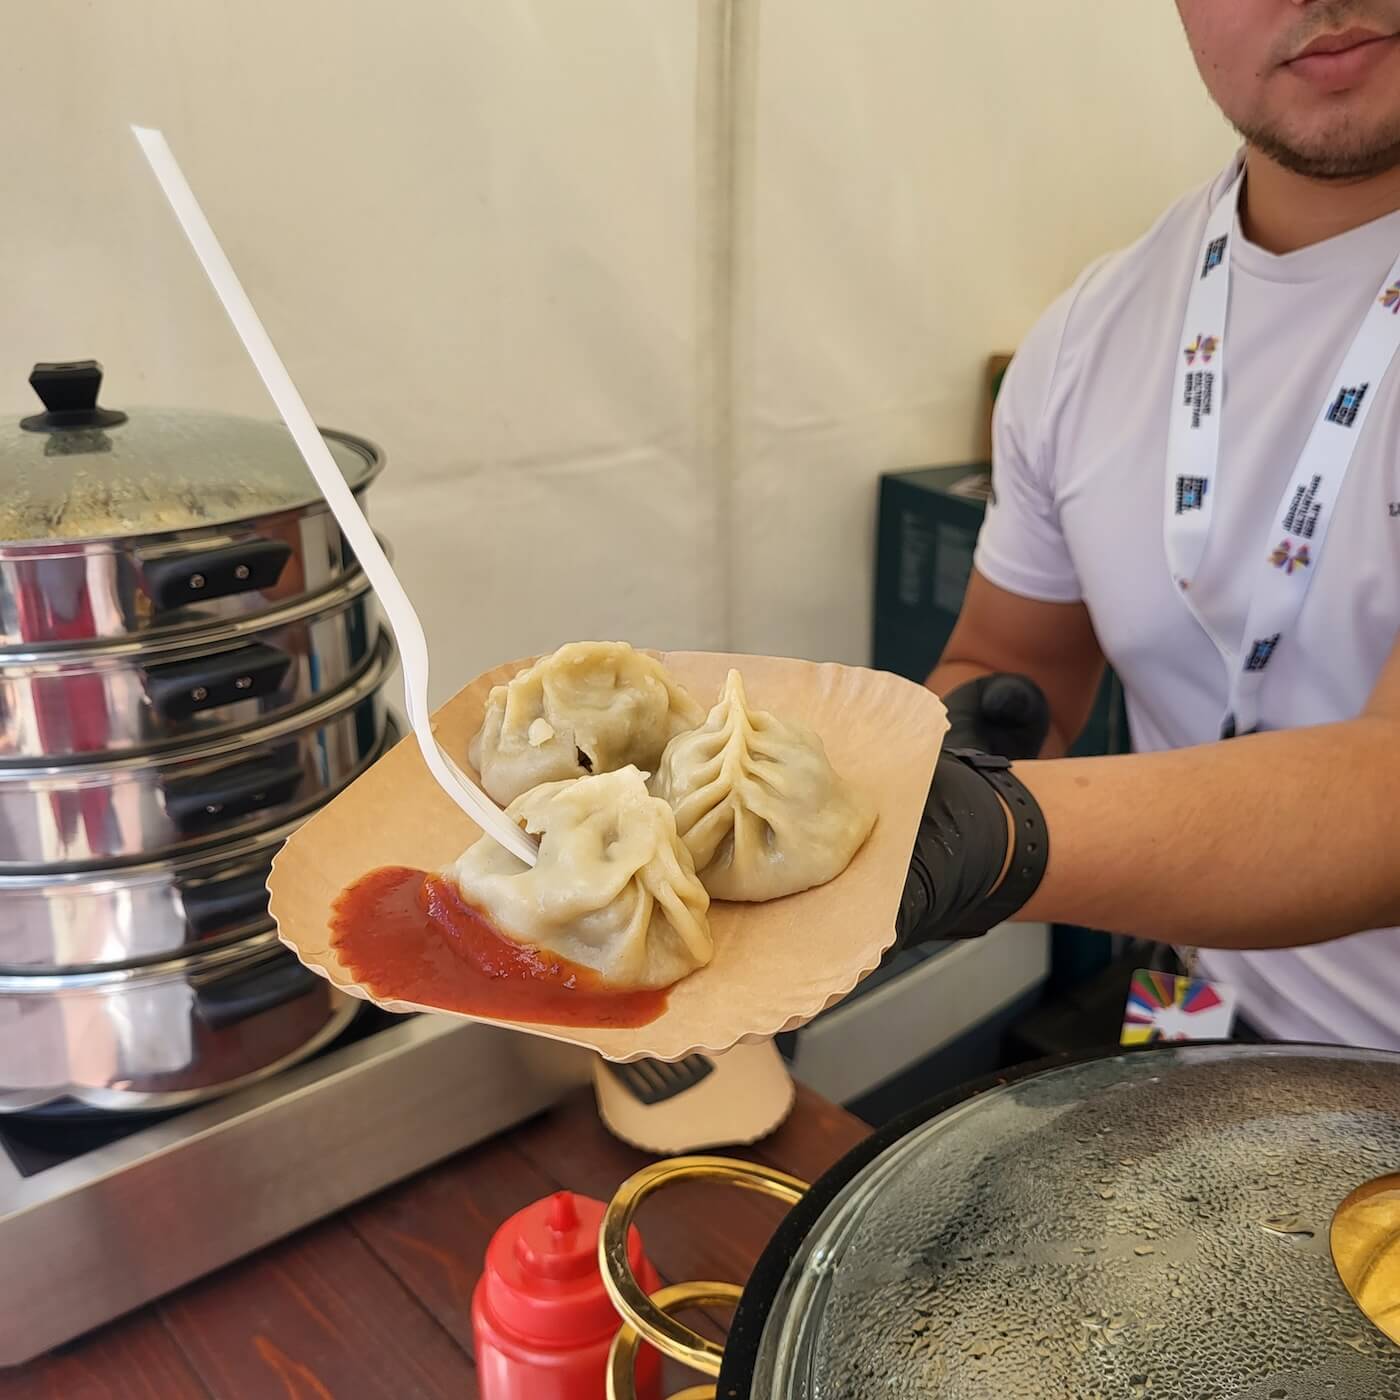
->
[0,630,392,868]
[0,929,358,1113]
[0,565,376,760]
[599,1044,1400,1399]
[0,361,380,648]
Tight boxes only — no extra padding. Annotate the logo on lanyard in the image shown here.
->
[1182,336,1220,428]
[1325,383,1369,427]
[1174,475,1209,513]
[1281,474,1323,539]
[1201,235,1228,279]
[1382,281,1400,314]
[1244,635,1281,672]
[1184,334,1219,365]
[1269,540,1311,574]
[1230,636,1283,742]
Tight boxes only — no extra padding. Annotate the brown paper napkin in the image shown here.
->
[268,651,947,1062]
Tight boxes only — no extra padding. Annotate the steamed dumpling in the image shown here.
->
[468,641,704,806]
[650,670,876,902]
[445,766,712,990]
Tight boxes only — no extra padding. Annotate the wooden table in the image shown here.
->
[1,1084,867,1399]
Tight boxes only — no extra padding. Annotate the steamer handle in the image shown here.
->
[194,955,322,1030]
[142,539,292,611]
[164,747,302,834]
[182,864,273,937]
[144,643,294,720]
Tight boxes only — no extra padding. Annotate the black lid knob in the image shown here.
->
[21,361,128,433]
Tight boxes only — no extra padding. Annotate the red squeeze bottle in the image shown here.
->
[472,1190,663,1400]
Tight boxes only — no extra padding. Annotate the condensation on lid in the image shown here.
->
[755,1045,1400,1399]
[0,409,377,544]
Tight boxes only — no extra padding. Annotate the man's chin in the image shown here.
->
[1235,118,1400,180]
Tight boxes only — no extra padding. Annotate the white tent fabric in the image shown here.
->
[1,1,1233,701]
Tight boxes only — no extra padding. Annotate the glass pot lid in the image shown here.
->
[753,1045,1400,1399]
[0,361,377,545]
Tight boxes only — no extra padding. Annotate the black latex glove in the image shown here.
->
[894,750,1015,947]
[943,672,1051,761]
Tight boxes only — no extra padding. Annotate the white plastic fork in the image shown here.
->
[131,124,537,865]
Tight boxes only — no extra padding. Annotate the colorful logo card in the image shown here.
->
[1121,968,1237,1046]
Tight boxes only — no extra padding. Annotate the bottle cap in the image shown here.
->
[480,1190,652,1346]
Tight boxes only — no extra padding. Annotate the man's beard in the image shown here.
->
[1233,113,1400,181]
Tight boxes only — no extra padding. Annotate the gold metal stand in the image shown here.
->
[606,1281,744,1400]
[599,1156,809,1399]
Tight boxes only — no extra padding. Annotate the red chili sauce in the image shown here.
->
[330,866,668,1028]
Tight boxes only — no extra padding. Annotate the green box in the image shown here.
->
[873,463,1130,758]
[875,463,991,629]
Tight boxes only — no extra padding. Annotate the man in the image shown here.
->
[897,0,1400,1049]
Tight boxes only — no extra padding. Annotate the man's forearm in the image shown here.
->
[1012,717,1400,949]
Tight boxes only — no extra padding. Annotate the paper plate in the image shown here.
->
[268,651,947,1062]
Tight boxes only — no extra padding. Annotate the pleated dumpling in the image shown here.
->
[445,766,712,990]
[468,641,704,806]
[650,670,876,902]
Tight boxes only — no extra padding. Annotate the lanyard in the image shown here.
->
[1163,167,1400,740]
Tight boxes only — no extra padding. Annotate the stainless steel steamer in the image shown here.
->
[0,631,390,868]
[0,566,375,759]
[0,362,380,649]
[0,822,290,971]
[0,718,402,971]
[0,931,359,1113]
[0,360,399,1114]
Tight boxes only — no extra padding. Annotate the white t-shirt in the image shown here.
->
[977,156,1400,1051]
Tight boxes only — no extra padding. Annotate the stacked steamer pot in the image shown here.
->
[0,361,395,1115]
